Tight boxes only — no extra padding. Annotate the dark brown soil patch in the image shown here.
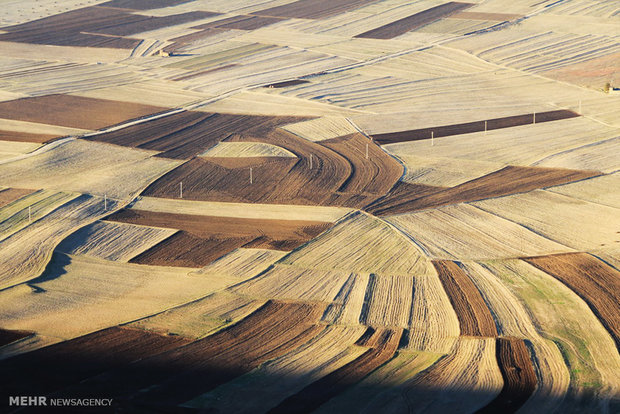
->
[252,0,380,19]
[0,188,36,208]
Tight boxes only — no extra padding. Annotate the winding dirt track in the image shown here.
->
[433,261,498,337]
[478,337,538,413]
[268,327,402,414]
[524,253,620,351]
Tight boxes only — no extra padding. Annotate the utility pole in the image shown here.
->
[28,206,31,223]
[104,194,107,211]
[309,154,313,169]
[179,182,183,199]
[431,131,434,146]
[533,112,536,124]
[365,143,369,159]
[484,120,487,135]
[250,167,253,184]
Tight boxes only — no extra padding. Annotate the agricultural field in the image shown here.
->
[1,0,619,413]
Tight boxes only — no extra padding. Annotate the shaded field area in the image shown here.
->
[373,110,579,144]
[479,338,537,413]
[142,131,402,208]
[0,327,190,400]
[366,165,599,216]
[0,6,218,48]
[54,301,325,407]
[252,0,379,19]
[105,208,331,267]
[0,188,35,208]
[0,328,34,347]
[433,261,497,337]
[0,95,165,130]
[264,79,311,88]
[87,111,307,159]
[268,327,402,414]
[0,130,58,143]
[524,253,620,351]
[355,2,474,39]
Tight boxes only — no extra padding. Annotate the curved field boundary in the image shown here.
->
[371,110,579,145]
[366,165,600,216]
[524,253,620,351]
[478,337,538,414]
[355,2,474,39]
[432,261,498,337]
[0,327,190,400]
[267,327,403,414]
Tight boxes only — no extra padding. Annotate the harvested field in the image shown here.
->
[106,208,331,266]
[264,79,311,88]
[0,94,165,130]
[525,253,620,351]
[396,155,503,188]
[0,187,34,208]
[0,141,41,162]
[98,0,195,9]
[365,181,445,216]
[200,141,296,158]
[92,12,218,37]
[478,338,538,413]
[549,173,620,209]
[194,15,286,31]
[88,111,307,159]
[188,325,367,413]
[355,2,474,39]
[268,327,403,414]
[56,220,177,262]
[371,110,580,144]
[0,327,190,400]
[193,248,287,278]
[253,0,380,20]
[73,301,325,405]
[322,273,370,325]
[0,130,58,143]
[281,116,358,141]
[0,328,34,347]
[368,165,599,215]
[359,273,414,328]
[450,11,522,21]
[432,261,497,337]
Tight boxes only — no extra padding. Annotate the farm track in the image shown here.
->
[372,110,579,145]
[524,253,620,351]
[366,165,599,216]
[355,2,474,39]
[105,208,330,267]
[0,327,190,400]
[0,94,166,130]
[268,327,402,414]
[0,188,35,208]
[478,337,538,414]
[433,261,498,338]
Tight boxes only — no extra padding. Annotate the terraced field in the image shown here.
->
[1,0,618,412]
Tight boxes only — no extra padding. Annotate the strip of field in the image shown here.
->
[264,79,311,88]
[368,165,599,216]
[106,208,330,267]
[99,0,195,9]
[355,2,474,39]
[365,181,445,216]
[0,188,35,208]
[91,11,218,37]
[268,327,402,414]
[450,11,523,21]
[387,204,570,260]
[549,172,620,209]
[322,273,370,325]
[187,325,367,413]
[0,327,190,400]
[73,301,325,405]
[200,141,296,158]
[193,248,288,278]
[253,0,380,19]
[87,111,307,159]
[524,253,620,351]
[359,274,414,328]
[0,130,58,143]
[0,328,34,347]
[281,117,358,141]
[55,220,177,262]
[396,155,503,188]
[0,94,166,130]
[432,261,497,338]
[371,110,579,144]
[193,15,287,31]
[130,196,352,222]
[478,337,538,414]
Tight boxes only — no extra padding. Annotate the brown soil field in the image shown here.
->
[99,0,197,11]
[0,7,144,49]
[478,338,537,413]
[193,15,287,31]
[264,79,311,88]
[268,327,402,414]
[0,130,59,143]
[433,261,498,337]
[65,301,325,406]
[524,253,620,351]
[0,328,34,347]
[88,111,307,159]
[366,166,599,216]
[0,94,166,130]
[0,327,190,400]
[142,129,400,208]
[92,11,218,37]
[0,188,35,208]
[106,208,331,267]
[364,181,446,216]
[163,28,228,54]
[355,2,474,39]
[372,110,579,144]
[253,0,380,19]
[450,11,523,21]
